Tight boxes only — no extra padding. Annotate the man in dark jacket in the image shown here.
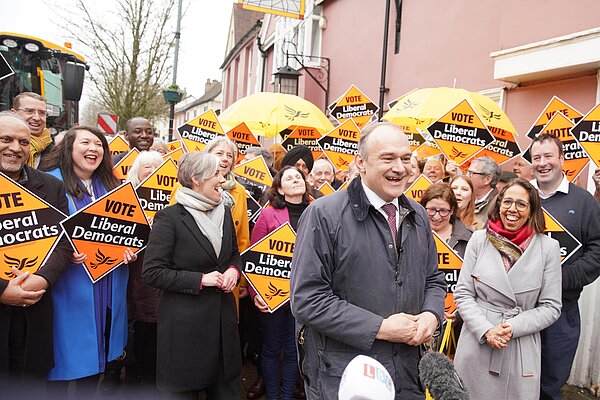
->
[290,122,446,399]
[0,112,71,395]
[531,134,600,399]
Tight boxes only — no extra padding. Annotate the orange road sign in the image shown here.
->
[234,156,274,193]
[226,122,261,164]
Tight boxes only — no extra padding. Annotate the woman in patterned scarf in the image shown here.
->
[453,178,562,399]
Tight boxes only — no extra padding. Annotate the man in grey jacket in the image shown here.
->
[290,122,446,399]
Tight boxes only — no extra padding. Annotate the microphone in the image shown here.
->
[418,352,470,400]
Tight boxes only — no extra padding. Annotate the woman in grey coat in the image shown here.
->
[453,178,561,399]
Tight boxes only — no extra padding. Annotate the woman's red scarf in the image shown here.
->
[486,219,534,271]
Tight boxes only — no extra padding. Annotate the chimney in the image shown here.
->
[205,78,212,94]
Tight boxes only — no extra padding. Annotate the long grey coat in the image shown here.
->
[290,178,446,400]
[453,230,562,399]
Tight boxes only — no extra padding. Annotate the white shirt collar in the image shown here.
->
[530,174,569,199]
[476,188,494,204]
[361,181,399,211]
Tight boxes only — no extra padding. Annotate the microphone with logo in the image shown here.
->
[418,352,469,400]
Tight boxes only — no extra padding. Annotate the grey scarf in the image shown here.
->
[176,187,225,257]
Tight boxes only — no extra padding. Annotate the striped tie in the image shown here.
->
[382,203,397,243]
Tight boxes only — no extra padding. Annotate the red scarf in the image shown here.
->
[487,219,533,247]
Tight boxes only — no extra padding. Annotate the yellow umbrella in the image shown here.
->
[219,92,334,137]
[382,87,518,137]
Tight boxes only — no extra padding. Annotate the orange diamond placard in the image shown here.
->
[317,119,360,171]
[404,175,433,203]
[163,147,185,165]
[108,135,130,158]
[281,126,324,161]
[136,159,179,218]
[330,85,378,129]
[234,156,273,192]
[428,99,495,165]
[177,109,225,152]
[543,209,582,265]
[0,173,67,281]
[60,183,151,283]
[113,148,139,183]
[167,139,183,152]
[241,223,296,312]
[226,123,261,164]
[570,103,600,168]
[476,126,522,166]
[524,112,589,182]
[316,182,335,196]
[526,96,583,139]
[432,232,463,315]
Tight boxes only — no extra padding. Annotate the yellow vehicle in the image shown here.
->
[0,32,87,131]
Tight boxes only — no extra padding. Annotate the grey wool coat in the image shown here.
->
[453,230,562,399]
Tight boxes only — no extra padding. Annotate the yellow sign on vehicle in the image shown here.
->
[234,156,273,192]
[330,85,378,129]
[135,159,179,218]
[60,183,151,283]
[108,135,130,157]
[0,173,67,281]
[432,232,463,315]
[317,119,360,171]
[526,96,583,139]
[428,99,495,165]
[226,122,261,164]
[543,209,582,264]
[178,109,225,152]
[113,148,140,183]
[241,222,296,312]
[524,112,589,182]
[404,175,433,203]
[281,126,323,161]
[570,103,600,168]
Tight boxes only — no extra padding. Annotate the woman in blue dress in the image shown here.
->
[40,126,131,398]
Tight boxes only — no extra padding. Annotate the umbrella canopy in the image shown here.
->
[219,92,334,137]
[382,87,518,137]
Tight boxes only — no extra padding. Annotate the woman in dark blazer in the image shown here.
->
[143,152,242,399]
[250,165,311,400]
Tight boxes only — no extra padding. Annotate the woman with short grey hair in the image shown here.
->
[143,151,243,398]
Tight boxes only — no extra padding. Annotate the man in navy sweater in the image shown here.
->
[530,133,600,400]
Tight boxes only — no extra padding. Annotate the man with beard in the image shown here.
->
[0,112,71,396]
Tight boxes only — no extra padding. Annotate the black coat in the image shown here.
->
[0,166,71,377]
[142,203,242,392]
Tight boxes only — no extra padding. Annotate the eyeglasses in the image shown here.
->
[16,108,47,117]
[500,198,529,212]
[466,170,486,177]
[425,208,451,217]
